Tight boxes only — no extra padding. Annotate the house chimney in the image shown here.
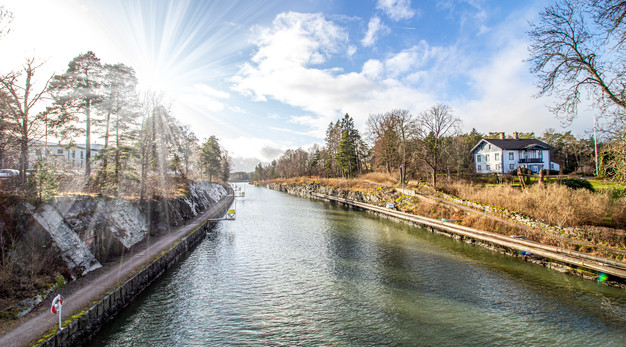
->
[499,132,505,140]
[513,132,519,139]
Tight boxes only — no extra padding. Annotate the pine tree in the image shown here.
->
[201,136,222,182]
[48,51,104,179]
[334,114,362,178]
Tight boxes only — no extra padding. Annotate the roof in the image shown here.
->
[470,138,554,153]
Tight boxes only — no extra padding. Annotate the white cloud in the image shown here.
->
[233,11,436,137]
[361,16,390,47]
[384,42,430,77]
[250,12,348,68]
[195,83,230,99]
[347,45,357,57]
[229,105,247,114]
[221,136,288,162]
[376,0,416,21]
[362,59,384,79]
[177,84,230,112]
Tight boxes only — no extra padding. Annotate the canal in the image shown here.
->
[89,184,626,346]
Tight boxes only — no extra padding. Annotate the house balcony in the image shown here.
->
[518,158,543,163]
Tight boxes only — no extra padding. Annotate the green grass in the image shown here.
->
[588,179,626,199]
[588,179,626,190]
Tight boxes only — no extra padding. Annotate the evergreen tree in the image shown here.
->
[201,136,222,182]
[334,114,362,178]
[95,63,139,188]
[48,51,104,178]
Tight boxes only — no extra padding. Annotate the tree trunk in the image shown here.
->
[114,114,120,196]
[101,111,111,184]
[85,99,91,179]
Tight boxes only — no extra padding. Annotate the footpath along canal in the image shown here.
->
[89,183,626,346]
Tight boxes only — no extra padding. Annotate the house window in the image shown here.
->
[476,155,481,162]
[477,165,481,171]
[496,164,501,171]
[509,152,514,160]
[486,154,490,161]
[488,144,491,150]
[486,165,490,171]
[71,151,75,158]
[495,153,500,161]
[509,164,514,170]
[57,149,63,154]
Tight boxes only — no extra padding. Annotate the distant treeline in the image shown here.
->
[252,107,602,185]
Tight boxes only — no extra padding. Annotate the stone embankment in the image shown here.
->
[264,182,626,288]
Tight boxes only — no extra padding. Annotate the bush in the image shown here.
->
[556,178,594,192]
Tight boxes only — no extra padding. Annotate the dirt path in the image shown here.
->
[0,193,233,347]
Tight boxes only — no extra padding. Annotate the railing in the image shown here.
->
[518,158,543,163]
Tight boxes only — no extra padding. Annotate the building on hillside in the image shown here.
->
[470,132,560,174]
[28,141,104,171]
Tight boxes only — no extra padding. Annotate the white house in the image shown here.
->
[470,133,560,174]
[28,141,104,170]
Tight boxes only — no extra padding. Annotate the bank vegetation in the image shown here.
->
[256,172,626,262]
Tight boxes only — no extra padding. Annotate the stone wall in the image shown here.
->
[263,182,626,288]
[37,193,233,347]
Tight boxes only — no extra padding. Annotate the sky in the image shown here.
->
[0,0,597,171]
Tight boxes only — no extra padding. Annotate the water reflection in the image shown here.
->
[90,184,626,346]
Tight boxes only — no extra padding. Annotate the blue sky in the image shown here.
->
[0,0,595,171]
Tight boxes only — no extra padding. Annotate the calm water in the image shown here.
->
[90,184,626,346]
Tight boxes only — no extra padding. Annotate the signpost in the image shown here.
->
[51,294,63,330]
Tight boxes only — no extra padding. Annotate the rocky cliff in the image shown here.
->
[22,181,228,279]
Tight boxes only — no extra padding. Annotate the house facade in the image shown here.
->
[28,141,104,170]
[470,134,560,174]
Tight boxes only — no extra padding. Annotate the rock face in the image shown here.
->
[30,205,102,279]
[26,181,228,278]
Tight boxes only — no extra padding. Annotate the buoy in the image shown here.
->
[51,294,63,329]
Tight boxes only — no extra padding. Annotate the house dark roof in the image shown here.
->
[470,138,554,153]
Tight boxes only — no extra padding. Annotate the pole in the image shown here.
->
[58,303,62,330]
[593,114,599,177]
[400,165,404,204]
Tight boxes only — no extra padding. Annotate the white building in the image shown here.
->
[29,141,104,170]
[470,134,560,174]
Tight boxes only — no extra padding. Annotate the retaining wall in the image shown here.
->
[265,183,626,288]
[37,194,233,346]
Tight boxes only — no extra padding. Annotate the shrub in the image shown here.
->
[556,178,594,192]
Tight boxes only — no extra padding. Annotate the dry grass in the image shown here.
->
[258,176,384,192]
[359,171,398,185]
[441,182,618,228]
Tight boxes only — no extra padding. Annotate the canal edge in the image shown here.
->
[34,189,235,347]
[265,183,626,290]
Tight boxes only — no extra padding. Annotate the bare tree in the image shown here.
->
[0,58,53,183]
[594,0,626,46]
[367,109,416,173]
[415,104,461,188]
[528,0,626,124]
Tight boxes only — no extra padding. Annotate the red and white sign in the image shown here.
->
[51,294,63,315]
